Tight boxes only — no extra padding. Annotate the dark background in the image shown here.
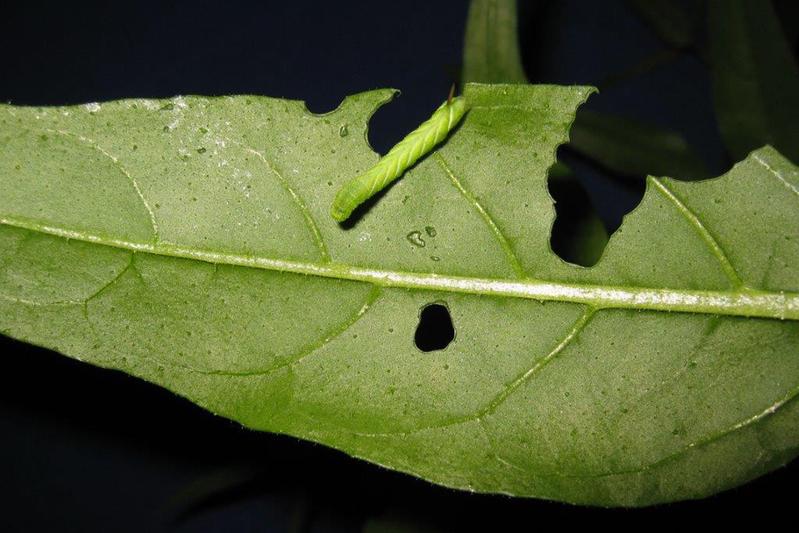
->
[1,1,796,531]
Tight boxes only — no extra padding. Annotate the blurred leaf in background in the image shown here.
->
[625,0,702,50]
[709,0,799,162]
[546,172,609,266]
[463,0,528,84]
[569,110,709,180]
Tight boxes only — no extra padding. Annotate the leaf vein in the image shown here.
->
[435,153,526,277]
[1,215,797,319]
[351,350,799,484]
[567,383,799,481]
[354,306,595,437]
[752,152,799,198]
[232,139,331,262]
[47,128,160,242]
[193,284,381,376]
[0,251,134,307]
[650,177,743,287]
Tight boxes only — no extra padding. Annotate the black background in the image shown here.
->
[1,1,796,531]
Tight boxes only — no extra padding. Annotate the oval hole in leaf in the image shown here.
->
[414,303,455,352]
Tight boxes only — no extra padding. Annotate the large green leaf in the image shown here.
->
[1,84,798,507]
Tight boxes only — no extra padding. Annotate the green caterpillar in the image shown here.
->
[331,95,469,222]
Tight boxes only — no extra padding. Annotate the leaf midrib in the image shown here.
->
[3,215,797,320]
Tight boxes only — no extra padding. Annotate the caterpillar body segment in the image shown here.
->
[331,96,469,222]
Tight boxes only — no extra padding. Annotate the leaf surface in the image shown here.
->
[1,84,798,506]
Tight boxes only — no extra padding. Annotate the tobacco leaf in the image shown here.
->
[1,83,797,506]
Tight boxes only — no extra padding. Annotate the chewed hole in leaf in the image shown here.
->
[414,303,455,352]
[302,93,347,115]
[548,168,609,267]
[367,93,411,156]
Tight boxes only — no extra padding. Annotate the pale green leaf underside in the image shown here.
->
[1,84,798,506]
